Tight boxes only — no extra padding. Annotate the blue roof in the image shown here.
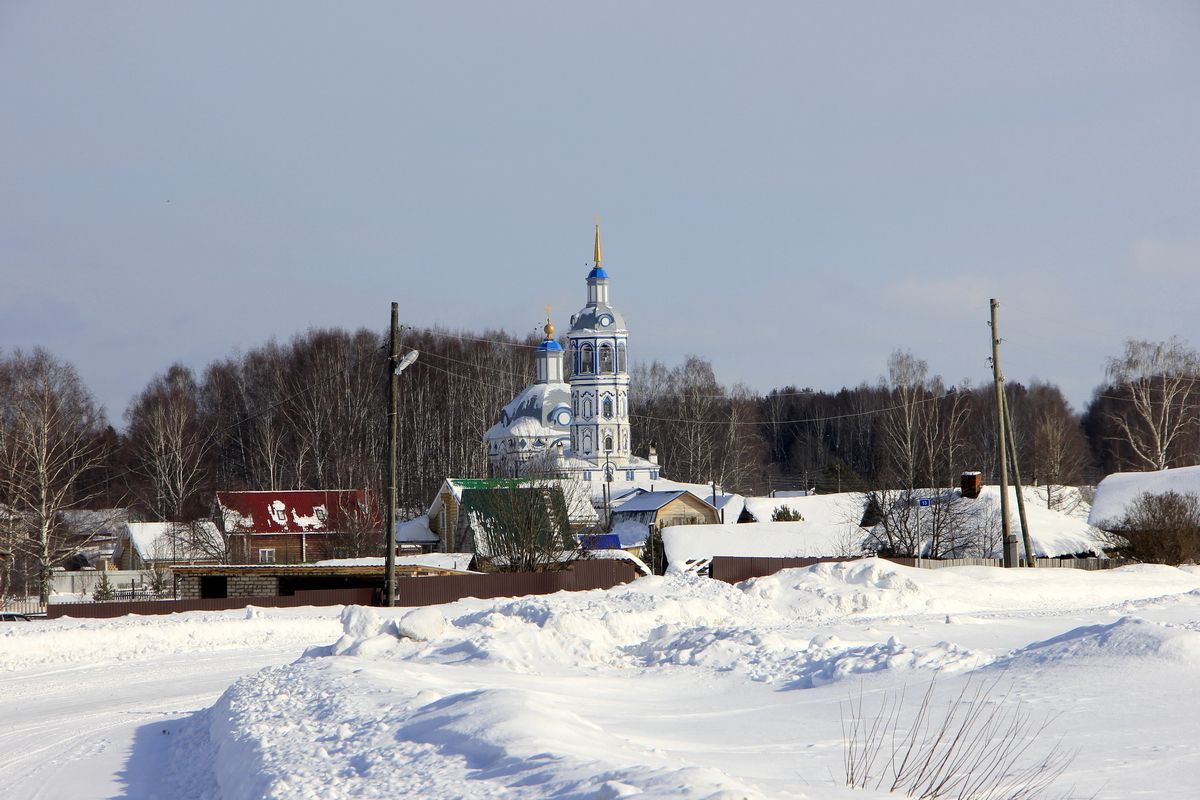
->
[587,266,609,280]
[613,490,689,514]
[539,339,563,352]
[579,533,621,550]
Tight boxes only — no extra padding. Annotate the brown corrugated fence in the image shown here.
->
[46,559,637,619]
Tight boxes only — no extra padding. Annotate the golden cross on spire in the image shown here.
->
[593,215,602,267]
[543,304,555,339]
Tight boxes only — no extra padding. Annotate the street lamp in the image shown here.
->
[385,300,419,608]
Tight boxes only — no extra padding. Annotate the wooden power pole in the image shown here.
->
[385,302,399,606]
[990,299,1019,568]
[1001,390,1036,567]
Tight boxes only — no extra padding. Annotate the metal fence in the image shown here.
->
[710,555,1128,583]
[46,587,379,619]
[43,559,637,619]
[394,558,636,607]
[1,596,46,615]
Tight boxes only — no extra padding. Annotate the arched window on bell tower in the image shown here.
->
[579,343,593,374]
[599,344,613,373]
[604,434,613,452]
[617,343,626,373]
[602,396,614,419]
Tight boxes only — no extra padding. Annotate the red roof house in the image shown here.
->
[215,490,379,563]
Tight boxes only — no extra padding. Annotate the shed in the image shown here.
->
[610,490,720,531]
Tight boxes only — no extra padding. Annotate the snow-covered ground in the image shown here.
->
[4,560,1200,798]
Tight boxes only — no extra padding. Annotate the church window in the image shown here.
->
[599,344,613,373]
[626,470,635,481]
[617,343,626,372]
[602,396,614,419]
[604,435,613,452]
[579,343,594,374]
[582,430,593,453]
[583,396,593,418]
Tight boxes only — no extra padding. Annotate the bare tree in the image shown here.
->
[1103,338,1200,471]
[1028,384,1090,509]
[126,365,214,521]
[0,350,111,601]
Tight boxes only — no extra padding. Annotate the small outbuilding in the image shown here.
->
[610,490,720,531]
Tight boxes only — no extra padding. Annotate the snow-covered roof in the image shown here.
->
[314,554,478,573]
[613,490,694,514]
[583,549,651,576]
[122,521,224,563]
[663,522,861,568]
[56,508,130,539]
[869,486,1101,558]
[396,515,440,543]
[1089,466,1200,528]
[610,519,650,548]
[484,382,572,443]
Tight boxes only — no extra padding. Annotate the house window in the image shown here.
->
[258,548,277,564]
[583,471,592,480]
[599,344,613,373]
[579,343,594,374]
[626,470,634,480]
[651,470,659,480]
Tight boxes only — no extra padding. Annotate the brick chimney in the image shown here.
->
[960,471,983,499]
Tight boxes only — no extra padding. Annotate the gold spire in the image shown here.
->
[543,304,554,339]
[593,215,602,267]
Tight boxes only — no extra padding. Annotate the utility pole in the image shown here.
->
[990,299,1018,568]
[1001,390,1036,567]
[385,303,399,606]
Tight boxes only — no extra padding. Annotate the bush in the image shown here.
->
[771,505,803,522]
[843,675,1079,799]
[1105,490,1200,564]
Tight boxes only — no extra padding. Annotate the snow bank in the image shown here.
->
[0,606,343,672]
[192,560,1200,798]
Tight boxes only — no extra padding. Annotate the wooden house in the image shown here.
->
[610,490,720,531]
[215,489,379,564]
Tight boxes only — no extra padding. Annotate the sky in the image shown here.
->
[2,2,1198,426]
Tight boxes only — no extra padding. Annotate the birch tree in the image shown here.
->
[0,350,111,601]
[125,364,214,521]
[1103,338,1200,471]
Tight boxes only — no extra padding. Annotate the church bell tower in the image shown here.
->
[567,222,631,468]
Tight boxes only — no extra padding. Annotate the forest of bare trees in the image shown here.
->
[4,329,1200,587]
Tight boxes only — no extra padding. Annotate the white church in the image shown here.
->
[484,225,663,489]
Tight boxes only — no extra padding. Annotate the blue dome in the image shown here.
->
[538,339,563,352]
[587,266,609,280]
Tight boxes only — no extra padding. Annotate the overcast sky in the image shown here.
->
[3,2,1198,425]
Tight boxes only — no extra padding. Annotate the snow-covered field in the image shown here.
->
[4,559,1200,799]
